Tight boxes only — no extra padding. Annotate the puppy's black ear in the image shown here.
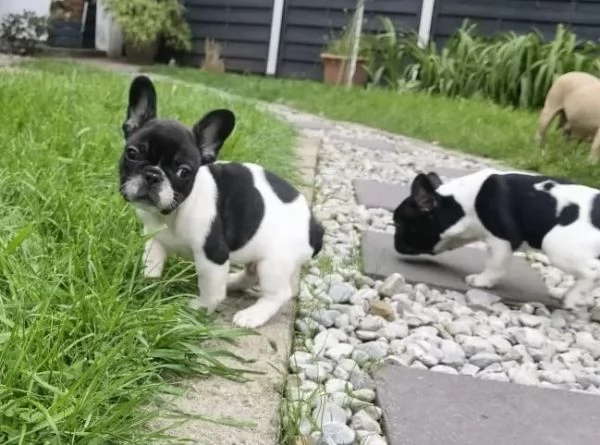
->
[426,171,443,189]
[410,173,439,211]
[192,109,236,164]
[123,75,157,138]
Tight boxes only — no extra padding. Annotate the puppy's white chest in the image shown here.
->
[154,226,194,258]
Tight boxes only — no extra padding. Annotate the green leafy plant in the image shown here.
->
[366,18,600,109]
[0,11,47,55]
[105,0,192,51]
[324,25,371,59]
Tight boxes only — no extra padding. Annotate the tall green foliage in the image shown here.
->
[367,19,600,109]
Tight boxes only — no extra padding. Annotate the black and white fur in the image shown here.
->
[393,168,600,310]
[119,75,324,328]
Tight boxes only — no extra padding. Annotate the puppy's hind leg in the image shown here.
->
[466,237,513,289]
[227,263,259,291]
[232,258,295,329]
[588,128,600,164]
[558,258,600,310]
[535,107,560,147]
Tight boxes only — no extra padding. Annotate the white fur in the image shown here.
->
[134,161,315,328]
[435,168,600,309]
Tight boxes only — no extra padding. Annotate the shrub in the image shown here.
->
[0,11,47,55]
[367,19,600,109]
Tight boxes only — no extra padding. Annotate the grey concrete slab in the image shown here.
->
[353,167,475,211]
[361,230,554,307]
[374,365,600,445]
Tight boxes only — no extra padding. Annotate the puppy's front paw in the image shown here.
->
[233,306,269,329]
[188,296,220,314]
[465,273,498,289]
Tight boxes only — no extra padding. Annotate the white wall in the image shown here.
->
[0,0,52,22]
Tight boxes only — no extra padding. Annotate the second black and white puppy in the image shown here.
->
[393,168,600,310]
[119,75,324,328]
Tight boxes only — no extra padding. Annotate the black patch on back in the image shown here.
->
[309,214,325,257]
[558,203,579,226]
[206,163,265,254]
[591,194,600,230]
[265,170,300,203]
[474,173,576,250]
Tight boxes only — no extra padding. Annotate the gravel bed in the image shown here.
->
[264,105,600,445]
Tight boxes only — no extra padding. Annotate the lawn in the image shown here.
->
[0,61,296,444]
[149,65,600,188]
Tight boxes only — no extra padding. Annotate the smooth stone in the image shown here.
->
[321,421,356,445]
[351,288,379,305]
[379,273,407,298]
[447,319,473,336]
[440,339,466,367]
[575,332,600,359]
[488,335,512,355]
[465,289,502,312]
[508,366,540,386]
[326,343,355,362]
[325,378,352,394]
[431,364,459,375]
[378,321,409,340]
[305,364,330,383]
[352,388,376,402]
[356,330,380,341]
[519,313,544,328]
[368,300,396,321]
[329,282,356,303]
[461,336,495,356]
[350,410,382,434]
[355,341,389,361]
[290,351,314,372]
[313,402,348,425]
[359,315,385,331]
[314,331,340,356]
[512,327,547,349]
[349,368,377,390]
[469,352,502,369]
[460,363,480,377]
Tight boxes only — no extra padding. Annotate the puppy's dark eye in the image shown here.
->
[126,146,139,160]
[176,165,192,179]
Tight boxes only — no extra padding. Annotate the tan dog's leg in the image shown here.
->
[535,107,559,147]
[588,128,600,163]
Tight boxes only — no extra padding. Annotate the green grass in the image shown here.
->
[149,65,600,188]
[0,61,296,444]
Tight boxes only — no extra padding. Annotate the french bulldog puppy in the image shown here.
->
[119,75,324,328]
[393,168,600,310]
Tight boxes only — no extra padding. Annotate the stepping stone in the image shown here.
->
[353,167,475,211]
[337,135,397,152]
[374,365,600,445]
[361,230,554,307]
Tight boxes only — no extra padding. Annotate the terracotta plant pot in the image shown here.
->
[320,52,368,86]
[123,38,159,65]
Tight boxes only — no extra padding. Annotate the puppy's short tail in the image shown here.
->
[309,214,325,258]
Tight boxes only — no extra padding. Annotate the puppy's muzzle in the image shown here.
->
[144,166,163,186]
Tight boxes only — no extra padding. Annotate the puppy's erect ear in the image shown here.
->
[123,75,157,138]
[426,171,443,189]
[192,109,236,164]
[410,173,439,211]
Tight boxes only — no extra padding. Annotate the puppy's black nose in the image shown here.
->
[144,167,162,184]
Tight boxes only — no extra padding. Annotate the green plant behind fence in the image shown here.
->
[367,19,600,109]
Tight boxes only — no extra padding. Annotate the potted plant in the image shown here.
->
[105,0,192,65]
[320,27,370,86]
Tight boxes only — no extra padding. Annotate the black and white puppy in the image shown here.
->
[393,168,600,310]
[119,75,324,328]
